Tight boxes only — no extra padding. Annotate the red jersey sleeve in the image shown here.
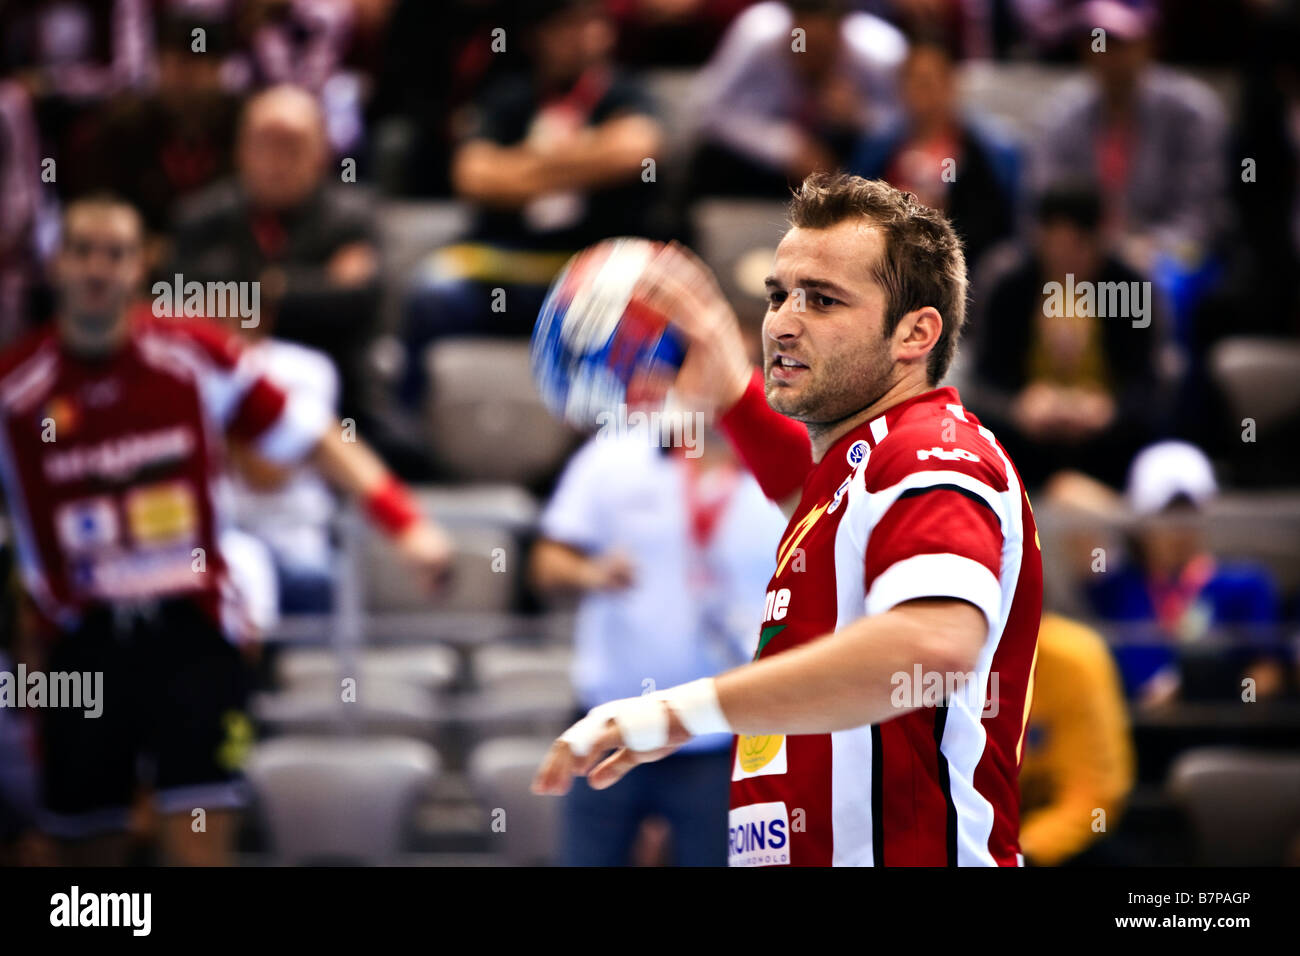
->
[858,423,1010,630]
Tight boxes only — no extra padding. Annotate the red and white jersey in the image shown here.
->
[729,387,1042,866]
[0,308,330,636]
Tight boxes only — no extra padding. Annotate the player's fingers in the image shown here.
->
[585,747,641,790]
[531,739,580,795]
[569,722,626,775]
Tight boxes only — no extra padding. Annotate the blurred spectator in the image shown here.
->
[235,0,365,153]
[1080,442,1286,707]
[0,78,52,344]
[850,31,1020,272]
[222,324,341,616]
[170,85,384,447]
[1033,1,1228,281]
[965,184,1168,489]
[79,11,241,268]
[1213,0,1300,339]
[867,0,982,59]
[397,0,664,407]
[1020,613,1135,866]
[366,0,518,196]
[530,426,786,865]
[606,0,755,67]
[0,0,154,98]
[687,0,907,197]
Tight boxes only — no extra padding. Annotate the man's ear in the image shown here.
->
[893,306,943,365]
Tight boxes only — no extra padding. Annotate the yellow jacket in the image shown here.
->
[1020,614,1135,865]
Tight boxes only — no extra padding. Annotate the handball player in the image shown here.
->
[533,173,1043,867]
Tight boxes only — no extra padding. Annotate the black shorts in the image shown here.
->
[37,599,251,837]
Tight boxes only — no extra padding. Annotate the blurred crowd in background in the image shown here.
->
[1,0,1300,867]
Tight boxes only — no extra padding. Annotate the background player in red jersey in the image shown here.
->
[534,174,1042,866]
[0,196,453,865]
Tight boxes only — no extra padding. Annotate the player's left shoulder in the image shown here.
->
[134,308,244,371]
[865,398,1009,493]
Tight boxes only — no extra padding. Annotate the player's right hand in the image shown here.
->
[636,241,753,415]
[531,698,691,796]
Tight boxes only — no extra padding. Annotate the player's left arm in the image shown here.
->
[532,598,985,794]
[533,431,1010,794]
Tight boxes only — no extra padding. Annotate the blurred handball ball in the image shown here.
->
[531,237,687,428]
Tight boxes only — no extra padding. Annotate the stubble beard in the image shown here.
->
[766,346,895,445]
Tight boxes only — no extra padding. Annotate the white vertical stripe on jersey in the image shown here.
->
[829,452,878,865]
[941,424,1025,866]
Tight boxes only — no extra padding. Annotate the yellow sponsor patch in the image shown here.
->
[125,481,198,544]
[733,734,788,780]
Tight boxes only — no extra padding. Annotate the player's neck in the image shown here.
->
[805,376,935,464]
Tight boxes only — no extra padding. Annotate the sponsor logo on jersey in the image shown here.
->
[124,481,197,545]
[916,446,980,462]
[42,396,79,436]
[776,502,827,575]
[733,734,787,781]
[846,439,869,467]
[826,475,851,514]
[729,801,791,867]
[43,426,195,484]
[54,497,119,552]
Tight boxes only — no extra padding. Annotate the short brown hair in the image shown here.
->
[787,172,968,384]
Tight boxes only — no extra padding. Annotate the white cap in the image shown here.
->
[1126,441,1217,516]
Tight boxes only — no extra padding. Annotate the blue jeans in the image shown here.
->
[560,747,732,867]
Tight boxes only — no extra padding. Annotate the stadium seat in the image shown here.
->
[376,200,471,332]
[423,339,580,484]
[1209,337,1300,433]
[251,678,445,738]
[474,644,573,693]
[246,736,439,865]
[690,199,791,324]
[467,737,562,865]
[365,523,518,614]
[460,684,576,743]
[1167,748,1300,865]
[276,645,460,694]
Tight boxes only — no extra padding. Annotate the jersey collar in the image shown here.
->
[823,385,963,467]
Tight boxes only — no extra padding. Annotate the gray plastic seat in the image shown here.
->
[474,644,573,693]
[276,645,459,693]
[246,736,439,865]
[1210,337,1300,433]
[1167,748,1300,865]
[423,339,578,484]
[252,678,443,738]
[467,737,562,865]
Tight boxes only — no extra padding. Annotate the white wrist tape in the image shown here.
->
[658,677,731,737]
[559,678,731,757]
[559,701,619,757]
[611,695,670,751]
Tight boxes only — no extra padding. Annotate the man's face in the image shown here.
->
[1037,220,1100,281]
[533,6,613,84]
[762,220,897,425]
[54,206,144,350]
[901,46,956,128]
[238,113,325,210]
[1087,35,1149,100]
